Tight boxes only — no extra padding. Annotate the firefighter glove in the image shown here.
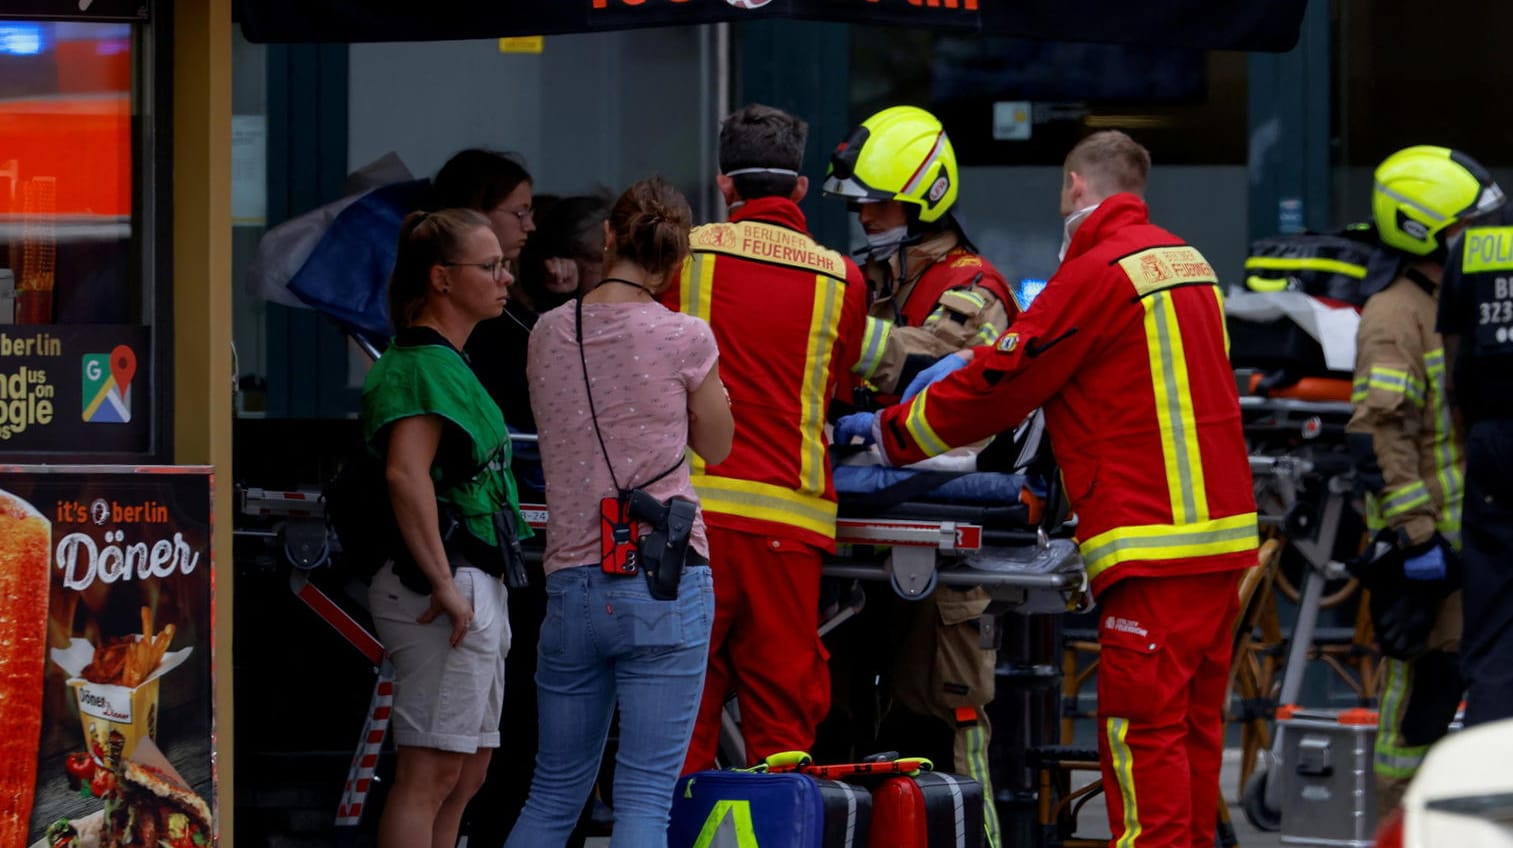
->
[835,412,878,447]
[902,352,970,401]
[1402,545,1448,581]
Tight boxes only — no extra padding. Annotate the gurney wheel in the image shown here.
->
[1241,768,1281,832]
[890,566,937,600]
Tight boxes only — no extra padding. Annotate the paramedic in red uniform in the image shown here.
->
[674,104,868,773]
[853,130,1258,848]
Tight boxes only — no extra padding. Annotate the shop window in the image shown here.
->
[0,17,158,455]
[849,27,1249,166]
[232,26,723,420]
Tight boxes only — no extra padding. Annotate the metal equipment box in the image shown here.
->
[1279,707,1379,847]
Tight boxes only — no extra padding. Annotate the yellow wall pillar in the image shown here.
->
[172,0,234,841]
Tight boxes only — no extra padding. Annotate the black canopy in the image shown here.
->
[237,0,1309,52]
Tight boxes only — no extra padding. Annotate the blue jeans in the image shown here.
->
[505,564,714,848]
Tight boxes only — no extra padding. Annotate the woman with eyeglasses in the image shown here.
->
[363,207,529,848]
[429,153,606,846]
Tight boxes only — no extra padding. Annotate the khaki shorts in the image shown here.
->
[369,563,511,753]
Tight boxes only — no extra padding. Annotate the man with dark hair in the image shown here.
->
[670,103,869,773]
[849,130,1258,848]
[718,103,807,201]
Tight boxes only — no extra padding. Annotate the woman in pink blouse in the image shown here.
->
[507,176,732,847]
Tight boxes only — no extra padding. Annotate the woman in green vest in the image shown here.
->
[362,207,528,848]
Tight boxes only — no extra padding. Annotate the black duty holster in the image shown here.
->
[626,489,697,601]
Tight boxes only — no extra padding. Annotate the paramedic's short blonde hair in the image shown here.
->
[1065,131,1151,197]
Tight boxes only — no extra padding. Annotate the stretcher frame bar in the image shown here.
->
[520,503,990,552]
[820,562,1082,591]
[243,489,1011,555]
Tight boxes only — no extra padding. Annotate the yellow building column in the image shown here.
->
[172,0,234,841]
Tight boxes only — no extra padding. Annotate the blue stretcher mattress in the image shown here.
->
[833,465,1031,505]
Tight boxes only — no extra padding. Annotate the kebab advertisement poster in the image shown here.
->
[0,466,214,848]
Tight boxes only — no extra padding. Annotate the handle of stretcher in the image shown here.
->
[1245,371,1352,403]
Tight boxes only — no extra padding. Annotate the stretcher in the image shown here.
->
[823,463,1086,613]
[233,437,1088,832]
[514,485,1088,615]
[1236,371,1370,830]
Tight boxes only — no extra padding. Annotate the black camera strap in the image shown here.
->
[575,296,684,496]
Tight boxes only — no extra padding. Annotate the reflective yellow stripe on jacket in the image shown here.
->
[1351,366,1426,407]
[800,274,845,494]
[855,315,890,379]
[1379,481,1432,519]
[692,474,839,541]
[1425,348,1464,544]
[904,386,952,457]
[1079,513,1260,583]
[1142,290,1209,524]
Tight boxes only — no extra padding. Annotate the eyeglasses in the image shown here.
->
[440,259,510,282]
[498,205,534,224]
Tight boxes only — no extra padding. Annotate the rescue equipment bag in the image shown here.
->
[865,771,984,848]
[669,769,871,848]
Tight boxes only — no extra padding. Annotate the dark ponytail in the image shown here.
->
[388,208,491,330]
[607,176,693,283]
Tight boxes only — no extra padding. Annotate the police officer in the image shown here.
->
[1347,145,1503,809]
[1438,199,1513,728]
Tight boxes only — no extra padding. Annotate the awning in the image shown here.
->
[237,0,1309,52]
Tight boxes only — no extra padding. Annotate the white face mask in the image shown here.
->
[1058,203,1101,262]
[865,225,910,261]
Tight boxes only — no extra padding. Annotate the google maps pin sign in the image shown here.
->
[110,345,137,393]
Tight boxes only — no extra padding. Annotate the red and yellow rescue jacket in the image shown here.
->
[877,193,1257,592]
[854,235,1017,395]
[672,197,868,551]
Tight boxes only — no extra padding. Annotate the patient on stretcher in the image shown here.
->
[830,409,1052,525]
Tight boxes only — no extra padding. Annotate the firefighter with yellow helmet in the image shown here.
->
[823,106,1019,398]
[1347,144,1504,810]
[821,106,1012,848]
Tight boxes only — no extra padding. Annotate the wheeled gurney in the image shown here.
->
[823,461,1087,614]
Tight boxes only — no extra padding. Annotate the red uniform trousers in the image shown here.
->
[682,527,831,774]
[1096,570,1240,848]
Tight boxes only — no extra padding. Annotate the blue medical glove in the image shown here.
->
[902,352,970,401]
[1402,545,1447,581]
[834,412,878,447]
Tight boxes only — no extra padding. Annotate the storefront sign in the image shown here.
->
[0,466,214,848]
[589,0,978,28]
[239,0,1308,52]
[0,325,150,453]
[0,1,148,21]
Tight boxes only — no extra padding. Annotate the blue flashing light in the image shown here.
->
[1012,278,1048,311]
[0,23,44,56]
